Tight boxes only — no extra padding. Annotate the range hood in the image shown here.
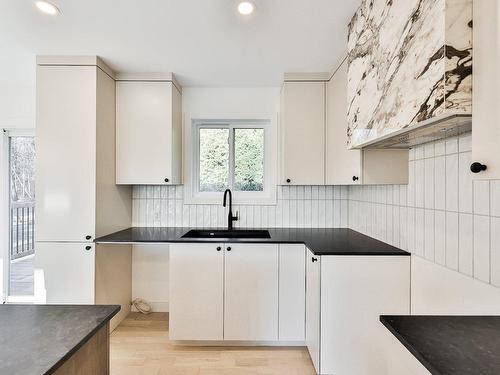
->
[351,113,472,149]
[346,0,473,150]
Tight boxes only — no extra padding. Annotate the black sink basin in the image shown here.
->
[182,229,271,239]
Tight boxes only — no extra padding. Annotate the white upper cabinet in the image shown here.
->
[472,0,499,179]
[280,80,325,185]
[36,65,97,242]
[116,78,182,185]
[326,59,362,184]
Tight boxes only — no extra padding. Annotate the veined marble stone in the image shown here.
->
[347,0,472,147]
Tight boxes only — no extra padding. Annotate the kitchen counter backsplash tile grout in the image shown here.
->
[132,185,349,229]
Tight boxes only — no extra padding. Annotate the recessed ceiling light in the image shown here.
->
[35,1,61,15]
[238,1,255,15]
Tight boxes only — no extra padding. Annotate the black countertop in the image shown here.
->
[0,304,120,375]
[381,315,500,375]
[95,227,409,256]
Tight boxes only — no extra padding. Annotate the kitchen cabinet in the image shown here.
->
[224,244,279,341]
[326,59,408,185]
[280,80,325,185]
[35,242,95,304]
[116,77,182,185]
[472,0,500,179]
[169,243,224,341]
[169,243,299,342]
[36,65,97,242]
[305,249,321,373]
[384,330,431,375]
[35,57,132,329]
[279,244,306,341]
[305,252,410,375]
[280,67,408,186]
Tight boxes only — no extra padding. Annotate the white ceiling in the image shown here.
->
[1,0,361,87]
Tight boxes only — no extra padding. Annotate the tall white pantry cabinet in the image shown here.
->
[34,56,132,329]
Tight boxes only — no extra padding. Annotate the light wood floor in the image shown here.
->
[110,313,316,375]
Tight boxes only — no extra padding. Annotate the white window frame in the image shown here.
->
[189,119,276,205]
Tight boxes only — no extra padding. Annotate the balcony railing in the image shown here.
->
[10,202,35,260]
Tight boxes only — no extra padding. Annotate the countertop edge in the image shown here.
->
[44,305,120,375]
[380,316,440,375]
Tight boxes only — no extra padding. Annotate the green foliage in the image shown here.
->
[234,129,263,191]
[10,137,35,202]
[199,128,229,192]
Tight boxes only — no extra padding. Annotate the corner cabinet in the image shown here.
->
[305,251,410,375]
[169,243,305,342]
[116,76,182,185]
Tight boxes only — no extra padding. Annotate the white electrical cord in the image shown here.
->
[131,298,152,314]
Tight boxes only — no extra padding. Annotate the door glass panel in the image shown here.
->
[9,136,35,296]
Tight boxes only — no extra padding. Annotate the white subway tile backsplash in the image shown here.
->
[490,217,500,287]
[446,211,459,270]
[424,209,435,261]
[490,181,500,217]
[458,152,473,213]
[445,154,459,211]
[473,215,490,283]
[474,180,490,216]
[424,158,435,209]
[435,211,446,265]
[434,156,446,210]
[415,159,425,208]
[459,213,473,277]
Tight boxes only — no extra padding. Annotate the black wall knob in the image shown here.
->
[85,235,92,240]
[164,178,170,183]
[352,176,359,181]
[286,178,291,183]
[216,246,221,251]
[85,245,92,251]
[312,257,318,263]
[470,162,487,173]
[226,247,232,251]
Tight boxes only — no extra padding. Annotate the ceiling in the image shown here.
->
[1,0,361,87]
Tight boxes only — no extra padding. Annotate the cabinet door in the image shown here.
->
[34,242,95,304]
[169,243,224,340]
[36,65,96,242]
[116,81,181,185]
[472,0,500,179]
[320,256,410,375]
[224,244,279,341]
[326,59,362,185]
[281,82,325,185]
[279,244,305,341]
[306,249,321,373]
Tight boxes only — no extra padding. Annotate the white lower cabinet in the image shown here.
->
[169,243,305,342]
[169,243,224,341]
[306,252,411,375]
[35,242,95,304]
[224,244,279,341]
[279,244,306,341]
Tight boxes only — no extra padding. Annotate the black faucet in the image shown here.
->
[223,189,238,230]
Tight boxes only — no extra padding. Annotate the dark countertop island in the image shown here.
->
[381,315,500,375]
[95,227,409,256]
[0,304,120,375]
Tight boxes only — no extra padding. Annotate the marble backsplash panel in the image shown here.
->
[347,0,472,147]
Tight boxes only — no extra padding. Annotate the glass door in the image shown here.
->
[8,135,35,297]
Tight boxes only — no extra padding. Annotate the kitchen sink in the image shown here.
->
[181,229,271,239]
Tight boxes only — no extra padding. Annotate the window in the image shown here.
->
[192,120,274,203]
